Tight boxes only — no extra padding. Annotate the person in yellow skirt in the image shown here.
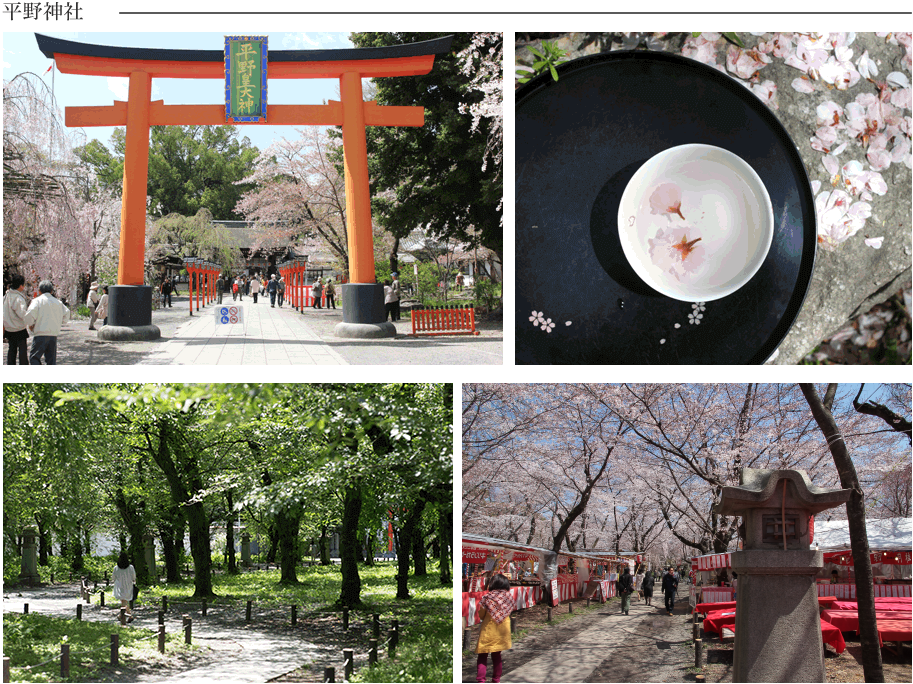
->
[476,573,513,682]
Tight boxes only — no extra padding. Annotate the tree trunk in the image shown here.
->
[71,526,84,571]
[355,530,365,563]
[395,497,428,599]
[35,516,50,566]
[412,519,427,576]
[319,525,331,565]
[225,490,238,575]
[364,530,376,566]
[277,506,302,584]
[158,520,180,583]
[800,383,884,683]
[113,488,150,586]
[389,236,400,276]
[439,505,452,586]
[338,484,363,607]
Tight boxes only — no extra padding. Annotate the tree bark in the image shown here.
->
[319,525,331,565]
[113,487,149,586]
[853,384,912,442]
[395,497,428,599]
[225,489,238,575]
[338,483,364,606]
[412,518,427,576]
[277,506,302,584]
[439,504,452,586]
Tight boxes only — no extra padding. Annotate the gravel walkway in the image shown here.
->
[3,584,336,682]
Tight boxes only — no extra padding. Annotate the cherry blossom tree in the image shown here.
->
[457,32,503,226]
[3,73,92,301]
[236,126,349,275]
[800,383,885,684]
[463,384,908,570]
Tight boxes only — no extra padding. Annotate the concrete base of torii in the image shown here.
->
[96,285,161,341]
[334,283,396,339]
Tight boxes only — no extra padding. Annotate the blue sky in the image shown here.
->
[2,31,354,151]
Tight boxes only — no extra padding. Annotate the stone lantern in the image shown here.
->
[19,526,40,585]
[714,468,851,683]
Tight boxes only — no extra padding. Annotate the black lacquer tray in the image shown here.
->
[515,50,816,365]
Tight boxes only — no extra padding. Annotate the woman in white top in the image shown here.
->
[112,551,136,622]
[635,571,645,602]
[250,276,261,303]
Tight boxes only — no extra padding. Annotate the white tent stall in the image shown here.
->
[690,517,912,604]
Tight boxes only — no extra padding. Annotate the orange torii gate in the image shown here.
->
[36,33,452,340]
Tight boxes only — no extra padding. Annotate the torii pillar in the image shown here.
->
[35,33,453,341]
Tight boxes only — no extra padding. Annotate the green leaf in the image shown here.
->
[528,47,545,60]
[722,32,745,48]
[549,64,559,82]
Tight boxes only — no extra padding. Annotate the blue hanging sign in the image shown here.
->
[225,36,268,123]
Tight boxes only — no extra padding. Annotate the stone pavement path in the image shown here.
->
[3,584,334,683]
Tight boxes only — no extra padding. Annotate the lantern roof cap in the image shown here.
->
[715,468,851,516]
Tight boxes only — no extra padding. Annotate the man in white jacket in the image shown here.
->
[24,280,70,365]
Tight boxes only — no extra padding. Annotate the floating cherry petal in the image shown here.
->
[648,226,707,281]
[649,182,686,220]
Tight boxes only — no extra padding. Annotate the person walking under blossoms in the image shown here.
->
[3,274,30,365]
[475,573,513,683]
[24,280,70,365]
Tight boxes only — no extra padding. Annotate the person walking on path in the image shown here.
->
[232,277,240,301]
[112,552,136,623]
[277,276,286,307]
[171,276,180,296]
[476,573,512,683]
[3,274,30,365]
[325,278,336,309]
[216,273,225,304]
[160,277,173,308]
[662,566,678,615]
[24,280,70,365]
[634,569,645,603]
[266,273,282,309]
[312,277,323,309]
[96,286,109,328]
[641,567,655,606]
[390,272,401,321]
[456,272,464,291]
[251,275,261,303]
[383,280,395,321]
[244,276,250,297]
[86,281,101,330]
[617,566,634,615]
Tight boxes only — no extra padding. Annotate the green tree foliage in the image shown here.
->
[347,32,503,262]
[147,208,242,270]
[76,126,259,220]
[4,384,452,608]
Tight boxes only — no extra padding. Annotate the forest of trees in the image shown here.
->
[4,383,453,606]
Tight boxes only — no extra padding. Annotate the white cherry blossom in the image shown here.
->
[864,236,884,249]
[815,188,872,249]
[648,226,705,281]
[726,45,771,80]
[649,183,685,220]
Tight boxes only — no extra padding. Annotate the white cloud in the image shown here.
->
[106,77,162,101]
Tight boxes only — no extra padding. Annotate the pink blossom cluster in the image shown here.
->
[528,310,571,333]
[810,179,877,250]
[646,183,706,280]
[676,33,910,251]
[812,93,911,173]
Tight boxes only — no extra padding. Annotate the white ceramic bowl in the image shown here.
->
[617,144,773,302]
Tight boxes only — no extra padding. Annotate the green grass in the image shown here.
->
[3,612,189,683]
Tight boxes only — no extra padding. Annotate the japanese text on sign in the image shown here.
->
[225,36,267,123]
[4,2,82,20]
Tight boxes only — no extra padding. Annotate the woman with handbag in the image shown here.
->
[112,552,137,623]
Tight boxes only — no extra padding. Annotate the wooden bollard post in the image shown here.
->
[60,643,70,679]
[104,570,109,584]
[695,638,703,669]
[100,591,105,608]
[372,613,380,639]
[323,666,335,682]
[158,625,166,654]
[77,603,83,621]
[462,627,469,650]
[162,596,168,612]
[202,599,207,616]
[4,655,9,683]
[158,610,165,626]
[569,601,574,613]
[50,572,54,584]
[388,629,397,659]
[110,633,119,665]
[586,598,591,608]
[547,606,552,622]
[291,604,297,626]
[183,615,192,645]
[693,620,700,641]
[343,648,354,681]
[510,615,516,633]
[369,638,378,666]
[246,600,252,622]
[343,606,349,631]
[119,607,126,626]
[391,619,399,649]
[23,603,28,615]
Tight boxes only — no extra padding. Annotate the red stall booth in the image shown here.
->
[461,534,628,627]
